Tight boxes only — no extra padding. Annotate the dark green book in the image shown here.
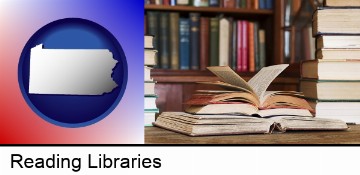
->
[169,13,180,70]
[159,12,170,69]
[209,17,219,66]
[253,22,260,71]
[190,13,200,70]
[241,0,247,8]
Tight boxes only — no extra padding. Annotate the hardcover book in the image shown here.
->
[301,60,360,80]
[179,18,191,69]
[153,112,348,136]
[190,13,201,70]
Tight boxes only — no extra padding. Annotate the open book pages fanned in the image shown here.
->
[185,65,314,117]
[153,112,348,136]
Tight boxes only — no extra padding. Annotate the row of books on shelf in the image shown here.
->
[145,0,273,9]
[145,11,267,71]
[300,1,360,124]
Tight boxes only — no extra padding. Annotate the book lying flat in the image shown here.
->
[324,0,360,7]
[153,112,348,136]
[317,35,360,49]
[185,65,313,117]
[301,60,360,80]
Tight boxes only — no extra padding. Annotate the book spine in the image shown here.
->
[248,22,255,72]
[147,11,159,67]
[241,0,247,8]
[259,0,266,9]
[253,0,259,9]
[159,12,170,69]
[231,20,237,70]
[259,29,266,69]
[228,18,234,69]
[193,0,209,6]
[163,0,170,5]
[177,0,190,5]
[170,0,177,6]
[246,0,251,9]
[241,20,248,72]
[219,17,230,66]
[235,0,241,8]
[169,13,180,69]
[265,0,273,9]
[210,17,220,66]
[223,0,235,8]
[190,13,200,70]
[179,18,190,70]
[253,22,260,71]
[209,0,220,6]
[236,20,242,71]
[200,17,210,70]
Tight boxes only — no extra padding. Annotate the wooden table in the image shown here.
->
[145,125,360,144]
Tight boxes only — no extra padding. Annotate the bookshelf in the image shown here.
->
[145,1,294,113]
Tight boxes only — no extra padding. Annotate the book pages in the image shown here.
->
[248,64,288,102]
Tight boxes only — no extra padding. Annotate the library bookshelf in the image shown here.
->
[145,1,296,113]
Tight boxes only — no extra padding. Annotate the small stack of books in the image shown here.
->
[145,35,159,126]
[300,0,360,124]
[153,65,348,136]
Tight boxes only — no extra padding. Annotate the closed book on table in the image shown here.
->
[145,49,157,66]
[301,60,360,80]
[190,13,200,70]
[210,17,219,66]
[317,35,360,49]
[200,17,210,70]
[179,18,190,70]
[169,13,180,69]
[159,12,170,69]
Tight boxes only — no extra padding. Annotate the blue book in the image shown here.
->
[209,0,219,7]
[259,0,266,9]
[189,13,200,70]
[170,0,176,6]
[179,18,190,70]
[265,0,273,9]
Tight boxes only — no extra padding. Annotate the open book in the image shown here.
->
[154,112,348,136]
[185,65,313,117]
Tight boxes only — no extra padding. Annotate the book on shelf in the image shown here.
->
[301,60,360,80]
[316,49,360,60]
[185,65,313,117]
[159,12,170,69]
[145,81,156,96]
[209,17,220,66]
[169,13,180,69]
[223,0,236,8]
[316,35,360,49]
[193,0,209,7]
[190,13,200,70]
[179,18,191,69]
[145,35,155,49]
[308,101,360,124]
[209,0,220,7]
[324,0,360,7]
[153,112,348,136]
[259,29,266,69]
[313,8,360,35]
[200,17,210,70]
[300,79,360,101]
[219,17,231,66]
[145,49,157,66]
[176,0,190,5]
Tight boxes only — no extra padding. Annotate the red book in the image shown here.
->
[163,0,170,5]
[200,17,210,70]
[223,0,236,8]
[241,20,248,72]
[236,21,242,72]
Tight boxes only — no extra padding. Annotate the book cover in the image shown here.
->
[169,13,180,69]
[210,17,220,66]
[159,12,170,69]
[179,18,191,70]
[200,17,210,70]
[190,13,201,70]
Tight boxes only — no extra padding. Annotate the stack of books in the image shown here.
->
[153,65,348,136]
[300,0,360,124]
[145,0,274,9]
[145,35,159,126]
[145,12,266,71]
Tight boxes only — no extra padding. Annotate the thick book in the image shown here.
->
[145,95,158,111]
[145,35,155,49]
[324,0,360,7]
[316,48,360,60]
[169,13,180,69]
[179,18,191,70]
[313,8,360,35]
[301,60,360,80]
[145,81,156,96]
[190,13,200,70]
[186,65,313,116]
[145,49,157,66]
[317,35,360,49]
[159,12,170,69]
[309,100,360,124]
[154,112,348,136]
[145,112,157,127]
[300,79,360,101]
[219,17,231,66]
[210,17,220,66]
[144,66,153,81]
[200,17,210,70]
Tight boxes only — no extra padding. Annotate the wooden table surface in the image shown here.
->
[145,125,360,144]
